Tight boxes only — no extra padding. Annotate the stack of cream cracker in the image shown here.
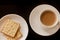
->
[1,19,22,40]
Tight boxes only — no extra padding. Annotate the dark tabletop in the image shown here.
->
[0,0,60,40]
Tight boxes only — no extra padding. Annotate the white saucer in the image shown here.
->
[0,14,28,40]
[29,4,60,36]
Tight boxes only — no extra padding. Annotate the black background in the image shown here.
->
[0,0,60,40]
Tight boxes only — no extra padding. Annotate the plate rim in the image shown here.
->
[0,14,29,40]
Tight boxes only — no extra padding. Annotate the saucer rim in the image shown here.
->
[29,4,60,36]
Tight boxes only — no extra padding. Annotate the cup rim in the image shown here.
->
[40,10,58,28]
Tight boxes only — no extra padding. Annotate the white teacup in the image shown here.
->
[39,4,59,29]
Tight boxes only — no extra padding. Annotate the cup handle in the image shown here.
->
[58,14,60,22]
[58,14,60,28]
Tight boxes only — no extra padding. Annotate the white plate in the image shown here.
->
[0,14,28,40]
[29,4,60,36]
